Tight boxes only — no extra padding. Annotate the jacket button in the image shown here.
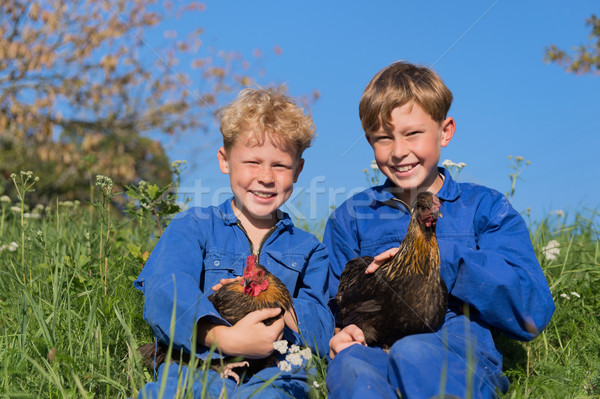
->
[291,261,298,267]
[214,260,220,266]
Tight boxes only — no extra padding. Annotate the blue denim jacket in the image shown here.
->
[135,198,334,359]
[324,167,554,341]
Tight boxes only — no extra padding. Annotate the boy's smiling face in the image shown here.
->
[218,132,303,229]
[367,102,454,204]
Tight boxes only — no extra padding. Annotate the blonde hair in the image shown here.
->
[219,86,315,158]
[359,61,453,133]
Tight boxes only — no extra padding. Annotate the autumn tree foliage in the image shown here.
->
[0,0,256,203]
[545,14,600,75]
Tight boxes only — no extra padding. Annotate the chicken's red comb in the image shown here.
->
[246,254,257,268]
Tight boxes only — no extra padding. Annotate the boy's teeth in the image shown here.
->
[396,164,414,172]
[253,192,274,198]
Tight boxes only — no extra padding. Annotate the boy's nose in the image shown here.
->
[258,167,275,184]
[391,139,409,160]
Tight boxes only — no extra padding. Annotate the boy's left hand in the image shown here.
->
[365,247,399,274]
[212,277,242,291]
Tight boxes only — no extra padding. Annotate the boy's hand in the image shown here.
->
[365,247,399,274]
[201,308,284,359]
[211,277,242,291]
[329,324,366,359]
[283,307,299,332]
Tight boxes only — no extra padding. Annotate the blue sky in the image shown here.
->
[159,0,599,224]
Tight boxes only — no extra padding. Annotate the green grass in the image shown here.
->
[0,190,598,398]
[499,211,600,398]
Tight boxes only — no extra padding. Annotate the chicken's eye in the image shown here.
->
[257,270,264,278]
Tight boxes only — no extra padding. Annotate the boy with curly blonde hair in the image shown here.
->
[136,87,333,398]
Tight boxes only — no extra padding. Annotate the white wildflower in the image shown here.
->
[570,292,581,298]
[0,195,10,203]
[313,381,320,388]
[286,352,304,367]
[560,293,570,300]
[273,340,289,354]
[59,201,74,207]
[299,347,312,360]
[96,175,114,191]
[278,360,292,372]
[37,230,43,237]
[289,344,300,354]
[542,240,560,261]
[23,212,40,219]
[8,242,18,252]
[442,159,455,168]
[370,160,378,170]
[457,162,467,168]
[85,232,90,240]
[550,209,565,217]
[10,206,21,212]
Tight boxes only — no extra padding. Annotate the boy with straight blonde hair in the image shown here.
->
[324,61,554,398]
[136,86,333,398]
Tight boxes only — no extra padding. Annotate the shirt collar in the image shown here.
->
[436,167,462,202]
[218,197,293,229]
[370,166,462,208]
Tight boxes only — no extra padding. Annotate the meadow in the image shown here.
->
[0,168,598,398]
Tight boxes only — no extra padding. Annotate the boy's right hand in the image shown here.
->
[329,324,366,359]
[203,308,284,359]
[365,247,400,274]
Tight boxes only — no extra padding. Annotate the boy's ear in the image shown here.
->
[293,158,304,183]
[440,117,455,147]
[217,147,229,174]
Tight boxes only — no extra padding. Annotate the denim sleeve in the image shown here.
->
[322,207,360,299]
[450,195,555,341]
[134,211,229,359]
[286,243,335,358]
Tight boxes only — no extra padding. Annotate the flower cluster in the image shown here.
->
[560,292,581,300]
[442,159,467,180]
[0,241,19,252]
[442,159,467,169]
[171,160,187,171]
[10,171,40,183]
[273,340,313,373]
[541,240,560,261]
[96,175,114,192]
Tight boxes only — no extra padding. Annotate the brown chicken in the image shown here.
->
[207,254,294,326]
[335,191,447,349]
[139,254,294,382]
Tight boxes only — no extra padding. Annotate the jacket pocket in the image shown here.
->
[262,251,304,297]
[201,250,245,291]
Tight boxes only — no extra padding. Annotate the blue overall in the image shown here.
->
[323,167,555,399]
[134,198,334,398]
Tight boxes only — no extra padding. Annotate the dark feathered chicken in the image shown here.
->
[335,191,447,349]
[139,255,294,382]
